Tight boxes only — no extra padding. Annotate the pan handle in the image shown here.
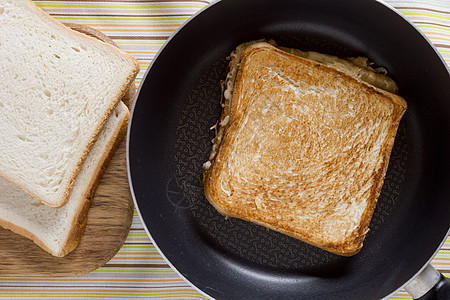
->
[404,264,450,299]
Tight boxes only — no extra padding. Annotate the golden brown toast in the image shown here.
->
[203,41,407,256]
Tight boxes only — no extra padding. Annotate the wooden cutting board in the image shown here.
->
[0,24,135,277]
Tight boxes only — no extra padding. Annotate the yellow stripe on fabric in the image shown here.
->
[137,63,151,69]
[415,24,450,32]
[0,294,207,300]
[90,28,177,33]
[126,51,158,55]
[51,16,191,21]
[402,12,450,21]
[0,297,204,299]
[0,296,205,299]
[40,10,204,16]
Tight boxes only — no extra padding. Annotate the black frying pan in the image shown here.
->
[127,0,450,299]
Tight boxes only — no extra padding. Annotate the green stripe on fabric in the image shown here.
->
[126,233,150,237]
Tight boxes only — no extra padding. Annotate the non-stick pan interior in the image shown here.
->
[128,0,450,299]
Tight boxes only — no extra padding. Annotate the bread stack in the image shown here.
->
[0,0,140,256]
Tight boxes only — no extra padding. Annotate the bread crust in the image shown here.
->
[60,105,129,257]
[0,0,140,208]
[0,218,56,256]
[0,103,129,257]
[203,42,406,256]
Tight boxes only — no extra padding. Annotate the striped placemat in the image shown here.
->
[0,1,448,299]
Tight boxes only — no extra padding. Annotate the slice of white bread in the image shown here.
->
[203,42,407,256]
[0,0,139,207]
[0,101,129,257]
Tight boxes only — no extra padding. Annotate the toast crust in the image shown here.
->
[203,42,406,256]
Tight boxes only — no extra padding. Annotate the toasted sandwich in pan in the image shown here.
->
[203,41,407,256]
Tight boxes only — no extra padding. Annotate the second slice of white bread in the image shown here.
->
[0,102,129,257]
[0,0,139,207]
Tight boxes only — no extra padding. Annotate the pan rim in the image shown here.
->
[126,0,450,299]
[126,2,217,299]
[370,1,450,299]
